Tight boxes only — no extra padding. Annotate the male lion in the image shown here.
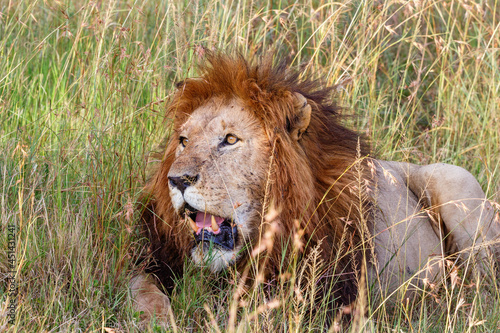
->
[131,53,500,321]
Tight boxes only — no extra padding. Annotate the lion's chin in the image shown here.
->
[191,243,239,273]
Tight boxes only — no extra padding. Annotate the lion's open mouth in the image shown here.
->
[184,204,238,251]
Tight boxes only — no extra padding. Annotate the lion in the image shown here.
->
[131,53,500,322]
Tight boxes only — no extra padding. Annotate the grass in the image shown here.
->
[0,0,499,331]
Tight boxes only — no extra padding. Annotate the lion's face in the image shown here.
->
[167,98,271,272]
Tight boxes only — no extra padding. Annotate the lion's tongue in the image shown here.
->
[195,212,224,229]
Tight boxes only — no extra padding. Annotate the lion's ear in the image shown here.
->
[289,92,312,141]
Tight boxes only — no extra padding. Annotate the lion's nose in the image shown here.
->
[168,174,199,194]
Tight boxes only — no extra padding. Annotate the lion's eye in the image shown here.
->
[224,134,239,145]
[179,136,188,147]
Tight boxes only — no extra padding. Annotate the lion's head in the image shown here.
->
[141,53,369,304]
[167,98,272,271]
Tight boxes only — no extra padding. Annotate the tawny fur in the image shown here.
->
[139,53,370,302]
[133,53,500,322]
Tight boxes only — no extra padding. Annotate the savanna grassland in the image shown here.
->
[1,0,500,332]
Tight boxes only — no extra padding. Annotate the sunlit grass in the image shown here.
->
[0,0,499,331]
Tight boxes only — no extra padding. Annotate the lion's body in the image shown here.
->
[369,160,499,296]
[131,53,500,321]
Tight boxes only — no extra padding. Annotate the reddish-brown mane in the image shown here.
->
[140,53,370,307]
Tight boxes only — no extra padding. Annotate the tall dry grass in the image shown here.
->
[0,0,499,331]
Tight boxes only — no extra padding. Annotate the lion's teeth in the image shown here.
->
[211,215,219,232]
[186,215,199,233]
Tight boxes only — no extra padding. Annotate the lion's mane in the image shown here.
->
[140,53,371,306]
